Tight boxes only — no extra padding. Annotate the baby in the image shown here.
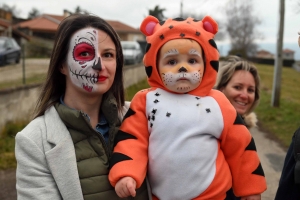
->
[109,15,267,200]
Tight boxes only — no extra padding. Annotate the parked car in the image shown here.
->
[0,37,21,66]
[121,41,143,65]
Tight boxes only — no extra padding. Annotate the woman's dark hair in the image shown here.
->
[34,14,124,118]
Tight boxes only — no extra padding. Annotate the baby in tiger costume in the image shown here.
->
[109,15,267,200]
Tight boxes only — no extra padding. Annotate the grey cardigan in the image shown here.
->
[15,102,130,200]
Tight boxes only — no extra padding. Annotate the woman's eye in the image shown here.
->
[80,52,90,57]
[73,43,95,61]
[248,88,255,93]
[233,85,241,90]
[103,52,113,58]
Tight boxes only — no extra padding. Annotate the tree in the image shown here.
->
[149,5,166,21]
[224,0,262,58]
[0,3,20,18]
[28,8,40,19]
[74,6,88,14]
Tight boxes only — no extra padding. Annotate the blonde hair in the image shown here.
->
[215,55,260,115]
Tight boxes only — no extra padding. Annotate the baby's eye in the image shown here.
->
[188,59,197,64]
[168,59,177,65]
[73,43,95,61]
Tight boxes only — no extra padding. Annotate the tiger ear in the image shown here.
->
[140,15,159,36]
[202,16,218,35]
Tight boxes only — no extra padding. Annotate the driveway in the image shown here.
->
[0,58,49,84]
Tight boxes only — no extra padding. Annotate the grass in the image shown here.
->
[255,64,300,147]
[0,121,28,169]
[0,63,299,169]
[0,73,46,90]
[125,78,149,100]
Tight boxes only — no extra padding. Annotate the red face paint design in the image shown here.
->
[83,83,93,92]
[73,42,95,62]
[67,28,102,93]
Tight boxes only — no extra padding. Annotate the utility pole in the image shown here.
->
[271,0,285,107]
[180,0,183,18]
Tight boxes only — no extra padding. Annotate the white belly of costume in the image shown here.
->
[146,88,224,200]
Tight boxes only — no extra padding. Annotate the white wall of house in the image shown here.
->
[283,52,294,60]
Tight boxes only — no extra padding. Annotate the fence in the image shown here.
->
[0,64,147,133]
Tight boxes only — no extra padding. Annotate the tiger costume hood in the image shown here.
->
[140,15,219,96]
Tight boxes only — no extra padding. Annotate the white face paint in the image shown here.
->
[66,28,103,92]
[158,39,205,93]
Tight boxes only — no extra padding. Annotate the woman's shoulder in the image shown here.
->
[16,106,58,140]
[17,115,46,137]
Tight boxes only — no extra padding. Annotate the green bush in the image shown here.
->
[0,121,28,169]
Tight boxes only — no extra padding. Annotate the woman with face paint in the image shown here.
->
[15,14,149,200]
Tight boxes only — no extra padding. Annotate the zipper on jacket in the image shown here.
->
[81,112,110,157]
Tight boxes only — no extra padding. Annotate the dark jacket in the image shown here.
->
[55,93,149,200]
[275,128,300,200]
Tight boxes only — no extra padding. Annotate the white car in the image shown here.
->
[121,41,143,65]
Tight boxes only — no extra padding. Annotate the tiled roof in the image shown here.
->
[283,48,295,53]
[15,14,140,34]
[0,19,10,28]
[15,14,65,32]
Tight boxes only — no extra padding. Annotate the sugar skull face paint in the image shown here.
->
[66,28,104,92]
[158,39,205,93]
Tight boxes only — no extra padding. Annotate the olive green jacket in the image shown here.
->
[16,96,149,200]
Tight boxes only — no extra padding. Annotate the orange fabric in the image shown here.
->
[109,15,267,199]
[140,16,219,97]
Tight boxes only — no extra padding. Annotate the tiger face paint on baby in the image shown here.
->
[158,39,205,93]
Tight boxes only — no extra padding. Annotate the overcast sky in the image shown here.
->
[3,0,300,57]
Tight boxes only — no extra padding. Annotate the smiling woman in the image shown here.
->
[215,55,260,128]
[214,55,261,200]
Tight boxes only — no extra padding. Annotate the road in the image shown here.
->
[251,126,286,199]
[0,59,288,199]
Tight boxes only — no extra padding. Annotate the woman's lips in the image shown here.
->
[98,76,107,82]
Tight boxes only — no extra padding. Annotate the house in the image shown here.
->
[255,50,274,59]
[14,12,144,42]
[254,49,295,67]
[0,9,30,45]
[14,14,65,40]
[282,48,295,60]
[256,49,295,60]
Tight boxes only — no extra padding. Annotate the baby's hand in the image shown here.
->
[115,176,137,198]
[241,194,261,200]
